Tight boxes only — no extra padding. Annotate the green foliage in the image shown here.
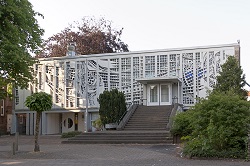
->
[98,89,126,125]
[93,118,103,130]
[0,0,44,99]
[173,91,250,158]
[213,56,247,99]
[25,92,53,112]
[61,131,82,138]
[171,109,196,136]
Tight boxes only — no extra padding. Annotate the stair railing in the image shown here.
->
[117,101,138,130]
[166,103,183,131]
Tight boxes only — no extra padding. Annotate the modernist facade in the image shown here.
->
[13,43,240,135]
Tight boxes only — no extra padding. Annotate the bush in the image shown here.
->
[98,89,126,125]
[93,118,103,131]
[61,131,82,138]
[171,109,195,136]
[173,91,250,159]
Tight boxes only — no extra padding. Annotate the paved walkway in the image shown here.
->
[0,135,249,166]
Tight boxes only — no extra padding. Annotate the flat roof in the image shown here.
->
[38,42,239,61]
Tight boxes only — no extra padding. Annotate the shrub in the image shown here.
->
[98,89,126,125]
[93,118,103,131]
[171,109,195,136]
[173,91,250,159]
[61,131,82,138]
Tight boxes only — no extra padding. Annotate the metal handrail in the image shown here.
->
[166,103,183,131]
[117,101,138,130]
[117,100,135,124]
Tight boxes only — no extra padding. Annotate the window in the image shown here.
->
[15,88,19,105]
[19,115,23,124]
[1,99,4,116]
[63,118,73,128]
[145,56,156,77]
[0,106,4,116]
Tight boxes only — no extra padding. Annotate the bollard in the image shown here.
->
[12,142,16,155]
[15,132,19,151]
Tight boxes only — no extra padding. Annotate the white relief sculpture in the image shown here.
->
[182,53,194,104]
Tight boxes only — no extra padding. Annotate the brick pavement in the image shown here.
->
[0,135,249,166]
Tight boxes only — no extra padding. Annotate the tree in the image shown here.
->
[37,16,129,58]
[213,56,247,99]
[172,91,250,158]
[98,89,126,126]
[25,92,52,152]
[0,0,44,99]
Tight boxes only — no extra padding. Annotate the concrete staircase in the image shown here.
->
[62,130,172,144]
[62,105,173,144]
[124,105,172,131]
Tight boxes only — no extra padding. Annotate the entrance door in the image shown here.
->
[148,84,159,106]
[160,84,170,105]
[148,83,171,106]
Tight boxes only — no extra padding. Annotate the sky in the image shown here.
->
[29,0,250,89]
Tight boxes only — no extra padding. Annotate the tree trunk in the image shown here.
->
[34,111,41,152]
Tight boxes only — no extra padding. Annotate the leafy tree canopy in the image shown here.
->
[213,56,247,99]
[38,16,129,58]
[0,0,44,99]
[25,92,53,112]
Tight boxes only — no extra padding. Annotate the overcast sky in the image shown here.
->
[29,0,250,89]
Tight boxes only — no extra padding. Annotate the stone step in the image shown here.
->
[124,128,167,130]
[125,124,167,126]
[132,115,169,117]
[125,121,168,123]
[61,131,172,144]
[62,139,172,144]
[74,132,171,136]
[70,136,170,140]
[128,118,168,121]
[126,121,167,124]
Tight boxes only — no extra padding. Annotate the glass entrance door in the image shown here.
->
[149,85,158,105]
[160,84,170,105]
[148,83,171,106]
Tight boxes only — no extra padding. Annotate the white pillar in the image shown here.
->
[84,59,90,132]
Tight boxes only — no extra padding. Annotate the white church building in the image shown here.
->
[13,42,240,135]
